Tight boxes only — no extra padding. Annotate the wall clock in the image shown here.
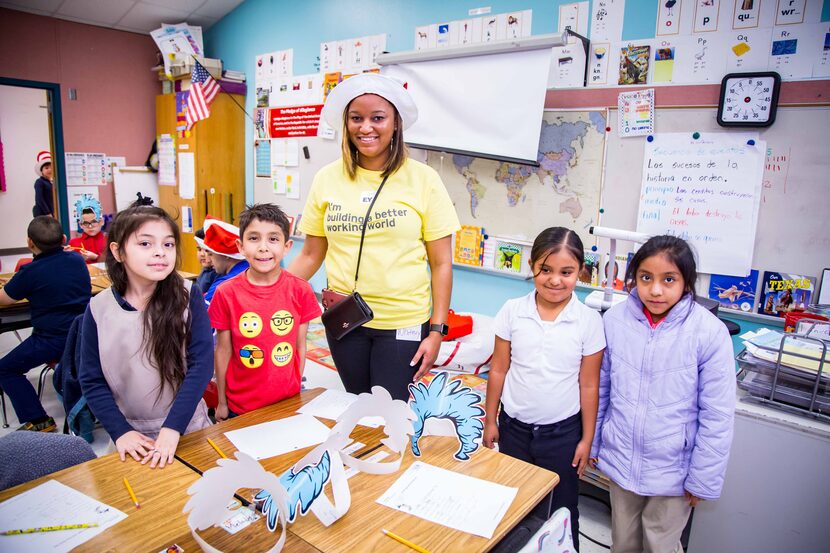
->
[717,72,781,127]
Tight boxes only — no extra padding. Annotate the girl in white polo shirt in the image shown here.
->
[484,227,605,550]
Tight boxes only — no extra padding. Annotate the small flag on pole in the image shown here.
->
[185,61,220,130]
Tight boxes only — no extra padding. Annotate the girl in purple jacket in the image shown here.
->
[590,236,735,553]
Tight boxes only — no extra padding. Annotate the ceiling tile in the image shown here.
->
[141,0,205,13]
[0,0,63,14]
[194,0,243,20]
[186,14,219,29]
[57,0,134,25]
[118,1,190,33]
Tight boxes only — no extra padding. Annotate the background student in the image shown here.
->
[590,235,736,553]
[32,151,54,218]
[194,227,217,294]
[67,197,107,264]
[79,205,213,468]
[201,217,249,305]
[0,216,91,431]
[209,203,320,420]
[289,73,460,401]
[483,227,605,551]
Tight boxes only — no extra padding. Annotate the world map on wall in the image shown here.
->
[429,110,607,245]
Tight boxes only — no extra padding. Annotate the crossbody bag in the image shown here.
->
[320,175,389,340]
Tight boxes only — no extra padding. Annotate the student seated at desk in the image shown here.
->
[209,204,320,420]
[0,216,91,432]
[201,217,249,306]
[79,205,213,468]
[66,197,107,264]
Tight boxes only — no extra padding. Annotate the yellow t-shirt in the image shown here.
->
[300,158,460,329]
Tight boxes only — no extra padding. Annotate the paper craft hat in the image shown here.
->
[202,216,245,260]
[34,151,52,176]
[321,73,418,131]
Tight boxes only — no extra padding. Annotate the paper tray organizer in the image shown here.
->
[737,330,830,422]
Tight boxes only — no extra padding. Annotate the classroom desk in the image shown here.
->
[0,266,197,313]
[0,452,319,552]
[176,388,559,553]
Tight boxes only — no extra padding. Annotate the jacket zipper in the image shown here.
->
[633,323,656,491]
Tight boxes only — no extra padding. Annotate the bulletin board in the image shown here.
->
[600,105,830,281]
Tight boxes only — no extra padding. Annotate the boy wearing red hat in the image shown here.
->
[32,151,54,217]
[200,217,249,305]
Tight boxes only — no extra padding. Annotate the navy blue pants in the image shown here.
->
[498,409,583,551]
[326,322,428,401]
[0,332,66,423]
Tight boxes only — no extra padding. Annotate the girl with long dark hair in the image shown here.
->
[79,205,213,468]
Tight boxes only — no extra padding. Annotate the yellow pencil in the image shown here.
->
[123,477,140,509]
[207,437,228,459]
[381,528,431,553]
[1,523,99,535]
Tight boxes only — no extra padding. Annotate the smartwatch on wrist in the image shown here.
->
[429,323,449,336]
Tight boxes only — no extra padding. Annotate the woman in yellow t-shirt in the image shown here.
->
[289,73,460,400]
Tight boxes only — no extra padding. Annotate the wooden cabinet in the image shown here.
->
[155,93,245,274]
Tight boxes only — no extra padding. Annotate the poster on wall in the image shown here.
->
[65,152,107,187]
[618,88,655,137]
[694,0,722,33]
[656,0,683,35]
[590,0,625,42]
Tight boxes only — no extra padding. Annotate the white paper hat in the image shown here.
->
[321,73,418,131]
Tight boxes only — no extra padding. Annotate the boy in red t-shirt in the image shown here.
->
[67,200,107,264]
[208,204,321,419]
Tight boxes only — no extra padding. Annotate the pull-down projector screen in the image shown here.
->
[380,37,560,166]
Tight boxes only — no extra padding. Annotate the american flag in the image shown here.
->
[186,62,220,130]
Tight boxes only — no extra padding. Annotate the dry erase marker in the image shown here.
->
[381,528,431,553]
[207,437,228,459]
[1,522,98,535]
[123,476,140,509]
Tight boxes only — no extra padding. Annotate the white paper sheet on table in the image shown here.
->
[296,389,385,428]
[223,414,331,460]
[376,461,518,539]
[0,479,127,553]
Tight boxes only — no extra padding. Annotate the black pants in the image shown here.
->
[325,322,428,401]
[498,409,583,551]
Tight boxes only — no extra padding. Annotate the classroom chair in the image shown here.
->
[0,432,95,491]
[13,257,33,272]
[517,507,575,553]
[0,312,35,428]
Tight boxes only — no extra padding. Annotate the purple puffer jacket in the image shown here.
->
[590,290,735,500]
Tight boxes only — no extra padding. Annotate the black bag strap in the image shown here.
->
[353,174,389,291]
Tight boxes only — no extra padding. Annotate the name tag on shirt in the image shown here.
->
[361,191,375,203]
[396,325,422,342]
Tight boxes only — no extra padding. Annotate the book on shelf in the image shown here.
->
[453,226,485,266]
[757,271,816,318]
[494,240,523,273]
[580,251,601,286]
[708,270,759,313]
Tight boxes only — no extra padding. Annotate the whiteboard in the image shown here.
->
[112,167,159,211]
[601,106,830,282]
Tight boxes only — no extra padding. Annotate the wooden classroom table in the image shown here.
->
[0,452,318,552]
[0,266,197,313]
[176,388,559,553]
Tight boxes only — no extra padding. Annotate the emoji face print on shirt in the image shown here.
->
[272,342,293,366]
[239,345,265,368]
[239,312,263,338]
[270,310,294,336]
